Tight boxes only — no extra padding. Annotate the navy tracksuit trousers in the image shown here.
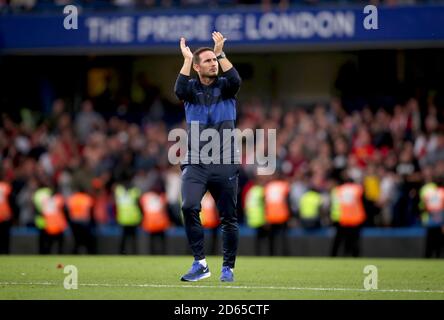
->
[181,163,239,268]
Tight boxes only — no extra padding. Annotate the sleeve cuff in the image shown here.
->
[222,67,239,77]
[178,74,191,81]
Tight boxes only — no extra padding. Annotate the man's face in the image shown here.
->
[194,50,218,78]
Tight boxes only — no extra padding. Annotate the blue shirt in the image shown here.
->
[174,67,242,165]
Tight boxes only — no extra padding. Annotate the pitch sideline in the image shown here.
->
[1,281,444,295]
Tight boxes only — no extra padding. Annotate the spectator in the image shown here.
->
[74,100,106,145]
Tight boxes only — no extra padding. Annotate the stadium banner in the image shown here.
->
[1,5,444,53]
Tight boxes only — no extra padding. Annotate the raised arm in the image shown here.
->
[213,31,241,97]
[179,37,193,76]
[212,31,233,73]
[174,37,194,101]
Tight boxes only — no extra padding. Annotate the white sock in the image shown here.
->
[198,259,207,268]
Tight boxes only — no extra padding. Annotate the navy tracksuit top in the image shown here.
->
[174,67,242,165]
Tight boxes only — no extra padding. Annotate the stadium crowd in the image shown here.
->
[1,93,444,228]
[1,84,444,257]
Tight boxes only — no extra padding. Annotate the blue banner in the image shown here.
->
[1,5,444,53]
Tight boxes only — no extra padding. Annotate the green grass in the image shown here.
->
[0,256,443,300]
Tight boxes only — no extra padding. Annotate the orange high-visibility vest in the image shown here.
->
[336,183,366,227]
[140,192,170,233]
[66,192,94,222]
[200,193,220,229]
[0,182,12,223]
[265,180,290,224]
[423,187,444,213]
[42,194,68,235]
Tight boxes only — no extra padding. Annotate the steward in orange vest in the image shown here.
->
[141,192,171,233]
[336,183,366,227]
[140,191,171,254]
[0,180,13,254]
[265,180,291,225]
[67,191,94,223]
[264,178,291,256]
[33,185,68,254]
[42,194,68,235]
[331,178,366,257]
[66,187,96,254]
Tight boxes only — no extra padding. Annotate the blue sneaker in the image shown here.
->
[180,261,211,282]
[220,266,234,282]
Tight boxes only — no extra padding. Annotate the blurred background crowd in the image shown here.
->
[2,92,444,228]
[1,0,444,256]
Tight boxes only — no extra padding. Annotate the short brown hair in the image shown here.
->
[193,47,214,64]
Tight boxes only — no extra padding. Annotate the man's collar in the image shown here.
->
[197,76,218,88]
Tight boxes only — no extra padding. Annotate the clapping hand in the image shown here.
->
[180,37,193,60]
[212,31,226,56]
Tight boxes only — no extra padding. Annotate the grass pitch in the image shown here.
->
[0,256,443,300]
